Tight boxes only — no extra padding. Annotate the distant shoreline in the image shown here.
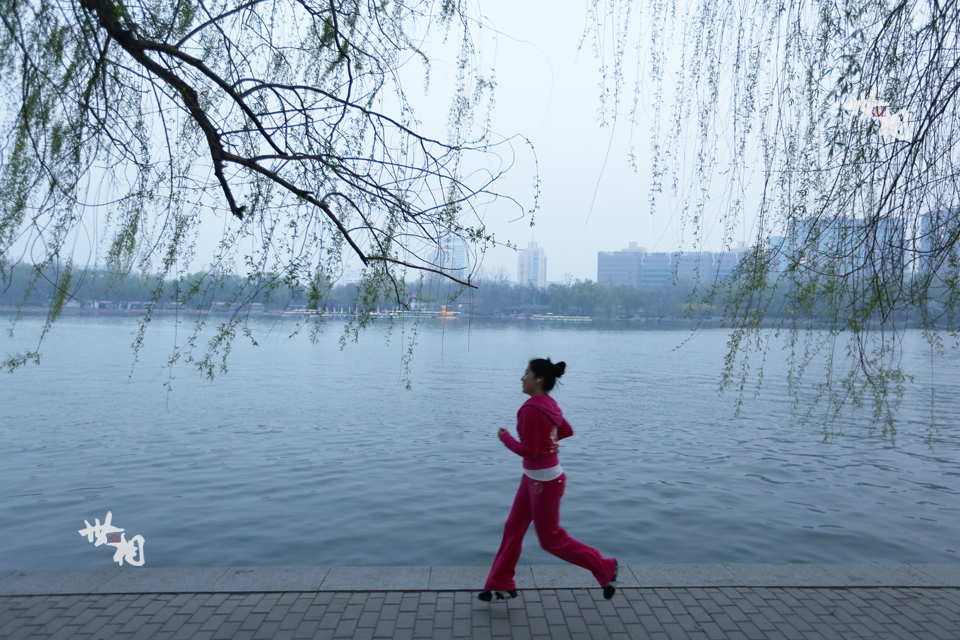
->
[0,305,940,330]
[0,305,712,321]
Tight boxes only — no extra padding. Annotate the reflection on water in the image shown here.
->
[1,315,958,570]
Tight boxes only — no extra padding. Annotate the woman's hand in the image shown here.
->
[497,427,507,437]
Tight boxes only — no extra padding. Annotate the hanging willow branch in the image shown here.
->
[588,0,960,438]
[0,0,535,379]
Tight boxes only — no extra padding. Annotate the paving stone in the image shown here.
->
[279,610,305,630]
[545,607,566,625]
[490,616,513,635]
[510,627,532,640]
[565,615,588,633]
[396,610,417,628]
[468,626,491,640]
[340,603,363,620]
[928,611,960,631]
[639,614,665,632]
[451,617,472,636]
[316,612,341,629]
[528,616,549,635]
[333,617,358,637]
[413,617,434,637]
[506,608,529,626]
[433,610,453,628]
[611,604,640,624]
[806,621,846,640]
[573,593,595,609]
[373,617,396,636]
[546,624,573,640]
[602,614,627,633]
[578,607,601,625]
[747,610,778,629]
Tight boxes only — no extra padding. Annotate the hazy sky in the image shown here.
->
[368,0,762,283]
[185,0,761,284]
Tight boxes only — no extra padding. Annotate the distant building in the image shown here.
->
[643,252,728,286]
[767,235,785,272]
[440,235,471,278]
[638,252,673,287]
[772,216,905,277]
[917,207,958,278]
[712,250,743,281]
[340,268,363,284]
[518,242,547,289]
[597,242,644,288]
[597,241,742,288]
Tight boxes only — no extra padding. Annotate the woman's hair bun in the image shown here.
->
[528,357,565,391]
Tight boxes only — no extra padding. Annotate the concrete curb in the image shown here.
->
[1,564,958,596]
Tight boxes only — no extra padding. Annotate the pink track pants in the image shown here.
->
[484,473,617,591]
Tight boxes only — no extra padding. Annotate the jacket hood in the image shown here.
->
[522,394,564,424]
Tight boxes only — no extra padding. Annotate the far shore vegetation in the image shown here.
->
[1,262,956,327]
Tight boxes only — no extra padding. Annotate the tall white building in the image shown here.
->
[918,207,958,278]
[440,235,470,277]
[433,235,471,278]
[518,241,547,289]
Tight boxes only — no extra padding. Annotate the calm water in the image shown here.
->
[1,313,959,571]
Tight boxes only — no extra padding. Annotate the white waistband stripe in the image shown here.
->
[523,465,563,482]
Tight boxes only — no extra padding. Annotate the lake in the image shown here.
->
[1,313,958,570]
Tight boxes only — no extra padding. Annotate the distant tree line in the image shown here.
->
[0,264,373,312]
[0,263,702,317]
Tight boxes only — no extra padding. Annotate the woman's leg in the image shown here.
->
[484,476,534,591]
[531,473,617,585]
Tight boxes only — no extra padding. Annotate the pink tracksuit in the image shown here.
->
[484,394,617,591]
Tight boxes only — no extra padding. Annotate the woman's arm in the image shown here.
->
[557,417,574,440]
[498,406,543,459]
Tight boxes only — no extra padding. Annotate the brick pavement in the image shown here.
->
[2,586,959,640]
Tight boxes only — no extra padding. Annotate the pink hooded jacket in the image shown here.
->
[498,394,574,470]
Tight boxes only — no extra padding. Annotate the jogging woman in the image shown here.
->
[478,358,618,602]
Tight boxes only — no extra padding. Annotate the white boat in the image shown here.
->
[531,314,593,322]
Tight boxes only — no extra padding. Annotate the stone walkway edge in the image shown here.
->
[1,564,958,596]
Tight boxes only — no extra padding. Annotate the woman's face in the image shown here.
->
[521,366,542,396]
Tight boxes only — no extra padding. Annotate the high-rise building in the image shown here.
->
[518,241,547,289]
[777,216,905,277]
[440,235,470,277]
[918,207,958,278]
